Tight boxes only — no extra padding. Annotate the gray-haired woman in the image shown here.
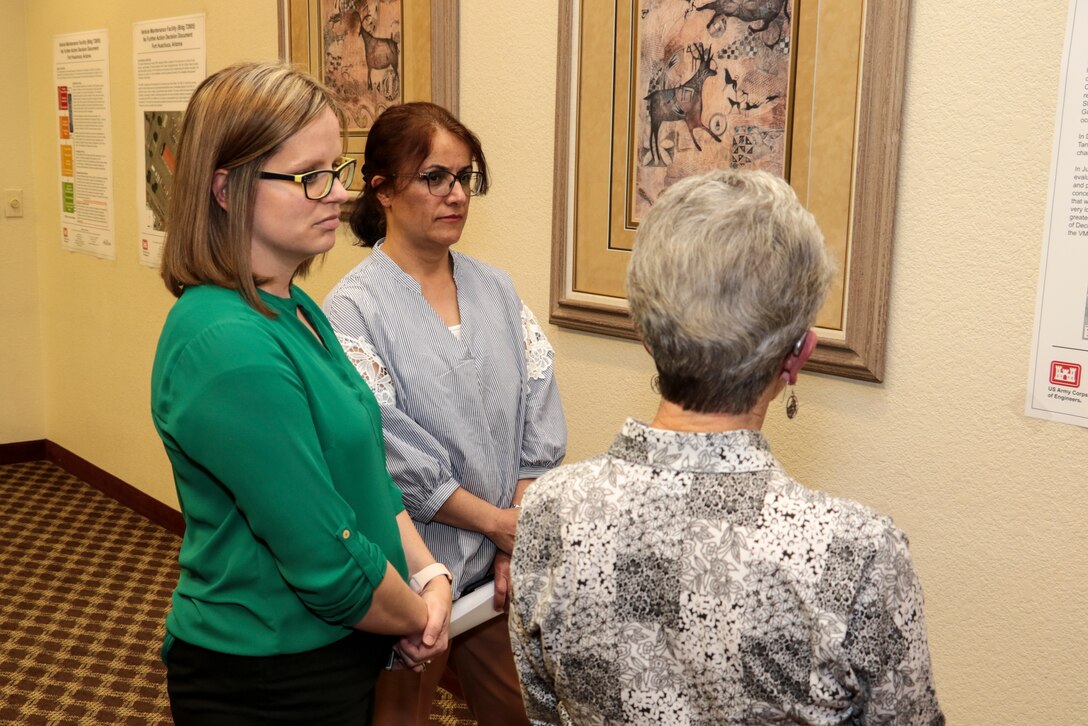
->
[510,169,943,725]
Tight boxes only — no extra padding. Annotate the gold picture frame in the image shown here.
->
[280,0,459,210]
[549,0,911,382]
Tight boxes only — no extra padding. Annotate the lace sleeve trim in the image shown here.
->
[520,304,555,381]
[336,333,397,407]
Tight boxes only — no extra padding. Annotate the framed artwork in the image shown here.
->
[280,0,459,209]
[549,0,911,382]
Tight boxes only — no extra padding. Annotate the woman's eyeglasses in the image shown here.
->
[258,157,356,200]
[417,170,485,197]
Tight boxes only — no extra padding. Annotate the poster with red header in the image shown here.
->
[1027,0,1088,428]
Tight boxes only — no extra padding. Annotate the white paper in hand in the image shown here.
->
[449,581,501,638]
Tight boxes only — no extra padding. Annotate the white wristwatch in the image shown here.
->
[409,562,453,594]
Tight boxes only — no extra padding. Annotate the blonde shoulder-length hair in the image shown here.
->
[160,62,346,316]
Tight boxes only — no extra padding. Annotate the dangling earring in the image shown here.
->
[785,386,799,419]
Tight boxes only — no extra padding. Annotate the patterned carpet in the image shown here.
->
[0,460,476,724]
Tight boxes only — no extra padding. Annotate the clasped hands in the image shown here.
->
[392,494,524,670]
[392,577,452,672]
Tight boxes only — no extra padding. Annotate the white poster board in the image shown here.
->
[1026,0,1088,428]
[133,14,206,268]
[54,29,116,260]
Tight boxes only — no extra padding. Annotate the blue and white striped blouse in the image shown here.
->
[323,242,567,597]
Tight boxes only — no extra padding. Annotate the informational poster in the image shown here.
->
[54,30,116,260]
[133,14,206,268]
[1027,0,1088,428]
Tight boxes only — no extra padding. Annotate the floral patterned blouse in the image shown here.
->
[510,419,943,725]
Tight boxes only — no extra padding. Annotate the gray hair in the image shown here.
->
[626,169,834,414]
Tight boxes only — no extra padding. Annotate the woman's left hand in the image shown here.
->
[492,551,512,612]
[395,579,452,672]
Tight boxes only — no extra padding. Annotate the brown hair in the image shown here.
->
[349,102,488,246]
[160,62,346,316]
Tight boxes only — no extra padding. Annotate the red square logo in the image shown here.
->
[1050,361,1081,387]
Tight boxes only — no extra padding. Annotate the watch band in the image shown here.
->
[409,562,453,594]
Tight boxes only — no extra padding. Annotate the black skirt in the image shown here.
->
[166,630,394,725]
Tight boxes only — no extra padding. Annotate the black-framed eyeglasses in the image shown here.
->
[417,169,485,197]
[258,157,356,200]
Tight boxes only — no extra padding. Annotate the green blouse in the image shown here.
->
[151,284,408,657]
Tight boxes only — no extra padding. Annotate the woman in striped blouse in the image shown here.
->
[323,102,567,726]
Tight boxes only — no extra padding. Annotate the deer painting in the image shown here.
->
[645,43,720,166]
[693,0,790,43]
[356,11,399,96]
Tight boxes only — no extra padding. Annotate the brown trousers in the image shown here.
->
[372,612,529,726]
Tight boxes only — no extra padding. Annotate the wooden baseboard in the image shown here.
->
[0,439,48,465]
[40,442,185,537]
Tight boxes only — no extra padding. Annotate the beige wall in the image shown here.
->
[0,0,45,442]
[21,0,282,503]
[6,0,1086,722]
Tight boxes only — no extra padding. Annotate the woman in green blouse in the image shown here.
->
[151,62,452,724]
